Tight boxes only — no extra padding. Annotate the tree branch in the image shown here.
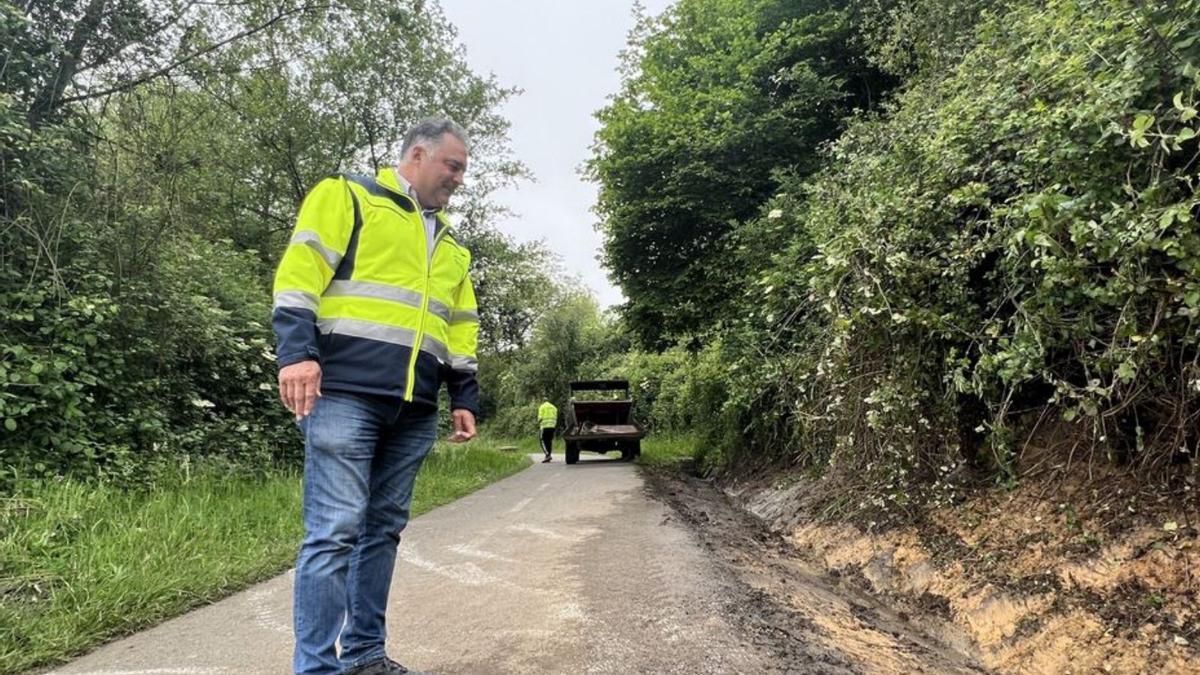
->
[29,0,110,128]
[72,0,204,79]
[53,2,329,109]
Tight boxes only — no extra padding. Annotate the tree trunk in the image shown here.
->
[29,0,110,128]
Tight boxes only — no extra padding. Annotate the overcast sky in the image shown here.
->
[438,0,674,308]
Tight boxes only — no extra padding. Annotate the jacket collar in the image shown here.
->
[378,167,438,212]
[375,166,453,232]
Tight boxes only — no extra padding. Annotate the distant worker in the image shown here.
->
[538,400,558,463]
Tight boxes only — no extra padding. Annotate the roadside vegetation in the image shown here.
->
[5,0,1200,669]
[636,435,698,468]
[580,0,1200,516]
[568,6,1200,662]
[0,442,528,674]
[484,0,1198,522]
[1,1,541,672]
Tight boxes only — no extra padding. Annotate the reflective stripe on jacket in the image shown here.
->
[272,168,480,415]
[538,402,557,430]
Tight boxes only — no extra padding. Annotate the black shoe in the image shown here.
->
[542,456,552,463]
[343,657,430,675]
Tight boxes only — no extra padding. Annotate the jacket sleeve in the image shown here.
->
[445,257,481,416]
[271,176,356,368]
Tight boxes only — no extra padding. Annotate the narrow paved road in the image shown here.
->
[48,455,768,674]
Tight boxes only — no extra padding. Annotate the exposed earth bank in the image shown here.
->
[645,469,985,674]
[648,461,1199,674]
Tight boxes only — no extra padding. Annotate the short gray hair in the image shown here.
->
[401,117,469,156]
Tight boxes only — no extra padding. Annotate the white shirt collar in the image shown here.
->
[394,171,440,215]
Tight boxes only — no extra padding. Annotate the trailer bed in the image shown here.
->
[564,423,645,441]
[564,379,646,463]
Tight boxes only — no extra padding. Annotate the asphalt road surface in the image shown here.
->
[47,454,771,674]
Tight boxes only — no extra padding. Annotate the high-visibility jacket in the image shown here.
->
[271,168,480,415]
[538,402,557,430]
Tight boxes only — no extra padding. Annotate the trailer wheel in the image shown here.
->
[620,440,640,462]
[566,442,579,465]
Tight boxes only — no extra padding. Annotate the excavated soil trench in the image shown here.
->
[647,459,1200,675]
[644,467,987,674]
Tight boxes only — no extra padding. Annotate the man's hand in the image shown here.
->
[448,409,476,443]
[279,360,322,420]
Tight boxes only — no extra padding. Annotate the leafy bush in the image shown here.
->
[1,0,526,487]
[587,0,1200,503]
[779,0,1200,479]
[483,401,541,440]
[1,224,293,484]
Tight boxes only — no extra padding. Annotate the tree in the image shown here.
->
[480,288,626,435]
[453,223,558,355]
[0,0,526,479]
[587,0,893,346]
[21,0,329,129]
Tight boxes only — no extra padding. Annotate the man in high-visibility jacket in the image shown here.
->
[538,400,557,463]
[273,118,478,675]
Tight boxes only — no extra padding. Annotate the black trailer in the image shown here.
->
[562,379,647,465]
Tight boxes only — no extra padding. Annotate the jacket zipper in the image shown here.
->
[404,212,447,401]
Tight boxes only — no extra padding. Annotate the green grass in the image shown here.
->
[413,439,533,512]
[0,440,529,674]
[478,430,698,467]
[636,434,698,467]
[473,431,543,456]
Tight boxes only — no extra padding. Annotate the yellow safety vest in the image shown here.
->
[272,168,480,413]
[538,402,558,430]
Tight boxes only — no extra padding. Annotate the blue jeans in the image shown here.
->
[292,390,439,675]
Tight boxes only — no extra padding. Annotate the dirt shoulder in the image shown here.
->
[699,460,1200,675]
[643,466,988,674]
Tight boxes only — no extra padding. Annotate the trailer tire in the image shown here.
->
[566,442,579,465]
[620,440,640,462]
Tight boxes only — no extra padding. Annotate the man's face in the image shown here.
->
[410,133,467,210]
